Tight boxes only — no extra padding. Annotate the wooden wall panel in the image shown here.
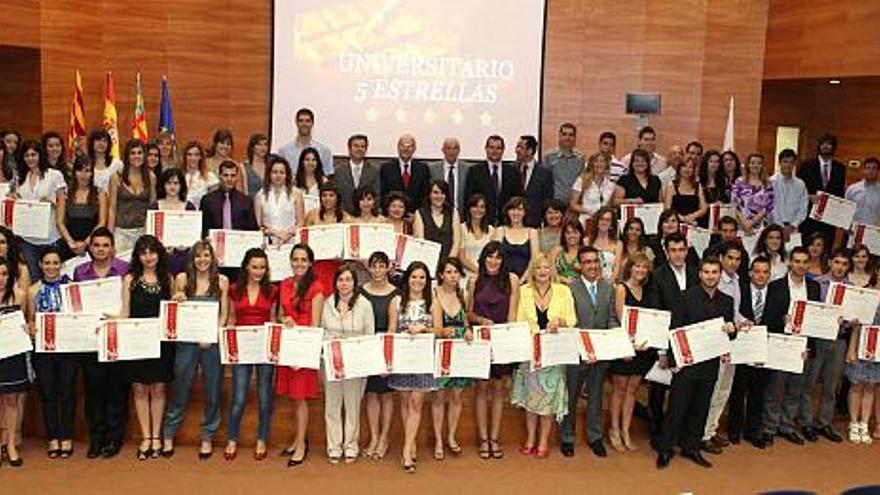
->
[0,46,42,137]
[0,0,40,49]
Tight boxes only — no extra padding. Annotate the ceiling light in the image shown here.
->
[829,79,841,85]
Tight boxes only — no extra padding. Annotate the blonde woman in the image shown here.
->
[732,152,774,235]
[570,152,615,227]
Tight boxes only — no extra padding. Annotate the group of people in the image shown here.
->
[0,110,879,473]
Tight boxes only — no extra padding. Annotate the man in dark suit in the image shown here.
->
[703,215,750,280]
[379,134,431,214]
[797,133,847,251]
[464,135,523,225]
[756,246,821,448]
[560,246,619,458]
[516,135,553,228]
[656,257,736,470]
[200,160,258,237]
[335,134,380,215]
[428,137,469,216]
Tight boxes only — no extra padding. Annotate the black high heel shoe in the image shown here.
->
[136,440,152,461]
[8,454,23,467]
[287,441,309,467]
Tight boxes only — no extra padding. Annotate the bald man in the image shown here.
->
[428,138,470,215]
[380,134,431,213]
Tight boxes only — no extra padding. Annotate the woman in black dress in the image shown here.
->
[121,235,174,460]
[0,260,29,467]
[608,252,656,453]
[663,157,706,225]
[56,155,107,260]
[413,180,461,272]
[614,148,663,205]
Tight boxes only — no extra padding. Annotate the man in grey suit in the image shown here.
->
[428,137,469,216]
[560,246,619,458]
[335,134,380,215]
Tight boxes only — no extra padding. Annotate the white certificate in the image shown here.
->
[394,235,442,276]
[619,203,664,235]
[434,339,491,379]
[323,335,386,381]
[787,300,842,340]
[209,229,264,267]
[857,325,880,363]
[97,318,162,362]
[0,310,31,360]
[344,223,396,260]
[668,317,731,367]
[61,276,123,316]
[741,230,761,257]
[2,199,52,240]
[266,244,294,282]
[708,204,736,231]
[296,224,344,260]
[573,328,635,363]
[622,306,671,349]
[265,324,324,369]
[61,253,90,278]
[765,333,807,374]
[381,333,436,374]
[645,360,672,386]
[850,223,880,255]
[825,282,880,323]
[303,194,319,215]
[530,331,580,371]
[680,224,712,256]
[146,210,203,249]
[474,322,532,364]
[220,326,268,365]
[729,325,768,365]
[159,301,219,343]
[809,192,856,229]
[35,312,101,353]
[0,182,10,198]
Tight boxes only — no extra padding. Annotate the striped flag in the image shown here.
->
[132,72,149,144]
[67,70,86,159]
[158,75,175,137]
[102,71,120,159]
[722,95,734,152]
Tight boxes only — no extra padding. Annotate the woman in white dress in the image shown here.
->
[459,194,494,278]
[584,206,622,282]
[570,152,615,228]
[182,141,218,209]
[254,155,304,246]
[86,128,123,193]
[295,148,325,213]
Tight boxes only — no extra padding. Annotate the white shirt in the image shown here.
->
[256,187,298,244]
[520,158,537,188]
[350,160,364,187]
[186,170,219,209]
[93,159,123,193]
[770,173,808,227]
[488,161,503,192]
[623,151,667,176]
[769,252,788,282]
[671,264,687,291]
[17,168,66,243]
[845,180,880,225]
[719,271,741,320]
[788,274,808,314]
[657,166,677,187]
[571,176,615,224]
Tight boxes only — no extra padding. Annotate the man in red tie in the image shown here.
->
[379,134,430,214]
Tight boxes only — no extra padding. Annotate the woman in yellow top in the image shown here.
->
[511,252,576,458]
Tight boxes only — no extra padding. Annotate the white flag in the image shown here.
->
[723,95,735,152]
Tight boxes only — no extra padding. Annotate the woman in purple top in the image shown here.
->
[732,152,774,235]
[466,241,520,460]
[148,168,197,274]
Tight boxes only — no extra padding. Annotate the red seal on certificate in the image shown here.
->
[626,308,639,339]
[298,227,309,245]
[213,231,226,261]
[674,331,694,365]
[348,225,360,259]
[164,301,178,340]
[382,334,394,372]
[439,340,453,376]
[330,340,345,379]
[478,326,491,341]
[225,329,239,363]
[791,300,806,333]
[43,314,57,351]
[532,333,542,370]
[106,322,119,361]
[866,327,879,357]
[153,211,166,243]
[812,192,829,219]
[268,324,282,364]
[394,235,407,266]
[579,332,597,363]
[831,284,847,305]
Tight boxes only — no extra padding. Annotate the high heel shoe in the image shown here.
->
[150,438,161,459]
[7,454,23,467]
[48,440,61,459]
[136,440,152,461]
[608,429,625,452]
[519,445,537,456]
[621,430,638,451]
[375,439,389,460]
[401,457,416,474]
[224,443,237,461]
[60,443,74,459]
[199,441,213,460]
[536,447,550,458]
[447,439,462,456]
[287,442,309,467]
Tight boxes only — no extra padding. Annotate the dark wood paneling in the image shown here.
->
[0,46,42,138]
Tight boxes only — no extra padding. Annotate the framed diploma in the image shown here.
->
[530,331,580,371]
[572,328,635,363]
[619,203,664,235]
[35,312,101,353]
[265,324,324,369]
[434,339,491,379]
[380,333,436,375]
[645,361,672,386]
[394,235,442,276]
[266,244,294,282]
[146,210,203,249]
[323,335,386,381]
[729,325,768,365]
[61,276,123,316]
[708,204,736,231]
[825,282,880,323]
[344,223,396,260]
[787,300,842,340]
[474,322,532,364]
[97,318,162,362]
[0,310,31,360]
[765,333,807,374]
[809,192,856,229]
[680,224,712,256]
[220,326,268,365]
[668,317,731,367]
[297,224,345,260]
[622,306,671,349]
[1,198,52,240]
[850,223,880,255]
[159,301,219,343]
[209,229,264,267]
[857,325,880,363]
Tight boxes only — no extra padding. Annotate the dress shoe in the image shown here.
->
[560,442,574,457]
[779,430,805,445]
[101,442,121,458]
[751,434,773,449]
[588,440,607,458]
[728,434,741,445]
[801,426,818,442]
[87,443,103,459]
[709,434,729,448]
[656,451,673,469]
[633,402,652,422]
[681,449,713,468]
[700,440,723,455]
[817,425,843,443]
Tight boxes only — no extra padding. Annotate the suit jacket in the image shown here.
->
[763,275,821,351]
[704,237,750,280]
[428,160,470,215]
[200,187,258,238]
[335,160,380,214]
[464,161,524,225]
[739,279,758,324]
[669,285,736,377]
[647,262,699,311]
[379,159,431,213]
[569,277,619,330]
[797,157,847,197]
[520,162,553,228]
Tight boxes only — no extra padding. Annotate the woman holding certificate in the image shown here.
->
[161,240,229,459]
[806,232,828,278]
[569,152,615,227]
[304,182,349,296]
[843,257,880,443]
[494,197,539,279]
[414,180,461,271]
[549,218,583,284]
[56,155,107,260]
[182,141,218,208]
[349,186,385,224]
[121,235,174,460]
[150,168,197,274]
[254,155,304,246]
[226,248,278,461]
[321,264,375,463]
[732,152,774,235]
[108,139,156,253]
[584,206,622,281]
[754,224,789,281]
[511,252,575,457]
[0,259,28,467]
[467,241,520,460]
[276,244,324,466]
[387,261,440,474]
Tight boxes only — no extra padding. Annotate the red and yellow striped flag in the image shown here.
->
[132,72,149,144]
[67,70,86,159]
[102,71,120,159]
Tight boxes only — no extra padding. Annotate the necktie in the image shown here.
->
[521,164,529,187]
[588,283,597,305]
[754,289,764,323]
[447,165,455,204]
[222,192,233,230]
[353,165,361,187]
[402,162,411,189]
[821,163,830,189]
[491,164,500,200]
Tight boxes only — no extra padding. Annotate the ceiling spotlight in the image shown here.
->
[829,79,841,85]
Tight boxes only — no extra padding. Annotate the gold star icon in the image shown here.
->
[480,111,493,127]
[423,109,435,124]
[395,108,408,123]
[365,107,378,122]
[451,109,464,125]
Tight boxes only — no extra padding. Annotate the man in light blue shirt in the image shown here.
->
[770,148,808,239]
[544,122,585,200]
[845,156,880,226]
[277,107,334,177]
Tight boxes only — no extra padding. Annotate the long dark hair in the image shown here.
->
[121,139,152,191]
[157,167,188,201]
[399,261,433,310]
[0,227,23,282]
[42,131,67,171]
[352,185,379,217]
[247,133,268,165]
[464,193,490,234]
[86,128,112,166]
[700,150,726,188]
[0,258,14,305]
[295,147,325,189]
[475,241,511,295]
[755,224,787,261]
[185,240,220,298]
[333,263,361,310]
[234,247,273,300]
[263,154,294,198]
[290,243,316,311]
[424,179,452,213]
[207,129,233,158]
[16,139,47,184]
[145,140,162,178]
[587,206,619,244]
[317,181,344,222]
[67,154,99,206]
[129,235,171,296]
[437,257,466,308]
[721,150,742,182]
[621,217,648,252]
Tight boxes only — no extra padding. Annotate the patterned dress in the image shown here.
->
[436,307,472,389]
[732,177,774,231]
[510,306,568,421]
[388,300,437,391]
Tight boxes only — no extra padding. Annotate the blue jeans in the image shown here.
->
[162,343,222,442]
[227,364,275,442]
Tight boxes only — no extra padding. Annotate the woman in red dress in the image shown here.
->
[303,181,349,297]
[276,244,324,466]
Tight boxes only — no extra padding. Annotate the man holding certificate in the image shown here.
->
[656,257,736,470]
[200,160,258,277]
